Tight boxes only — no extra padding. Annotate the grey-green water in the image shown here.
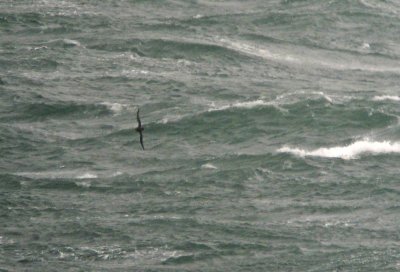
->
[1,0,400,271]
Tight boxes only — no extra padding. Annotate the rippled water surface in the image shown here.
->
[1,0,400,271]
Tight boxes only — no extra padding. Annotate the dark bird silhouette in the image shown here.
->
[135,108,144,150]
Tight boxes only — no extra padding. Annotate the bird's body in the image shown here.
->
[136,109,145,150]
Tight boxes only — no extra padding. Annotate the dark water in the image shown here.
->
[1,0,400,271]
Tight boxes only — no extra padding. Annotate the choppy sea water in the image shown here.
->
[1,0,400,271]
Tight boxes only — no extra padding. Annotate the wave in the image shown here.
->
[12,170,126,190]
[215,37,400,73]
[217,37,299,63]
[157,91,389,130]
[76,173,98,179]
[372,95,400,102]
[61,39,81,47]
[201,163,218,170]
[40,38,83,48]
[278,139,400,160]
[158,115,185,124]
[90,37,273,68]
[88,38,243,61]
[273,90,334,104]
[14,101,112,120]
[359,0,400,16]
[99,102,128,115]
[207,91,335,113]
[153,100,275,125]
[208,100,270,112]
[0,173,24,189]
[15,170,99,180]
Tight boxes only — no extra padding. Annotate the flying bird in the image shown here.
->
[135,108,144,150]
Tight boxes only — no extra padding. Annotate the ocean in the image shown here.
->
[1,0,400,271]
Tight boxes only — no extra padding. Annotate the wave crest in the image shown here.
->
[373,95,400,101]
[208,100,269,112]
[278,140,400,160]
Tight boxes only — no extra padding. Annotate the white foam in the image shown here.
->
[0,235,14,246]
[121,69,150,76]
[33,45,48,50]
[278,140,400,160]
[201,163,218,170]
[63,39,81,47]
[100,102,126,114]
[75,181,91,188]
[16,170,71,179]
[158,114,185,124]
[76,173,98,179]
[208,100,270,112]
[267,91,334,110]
[177,59,192,66]
[16,170,100,180]
[361,42,370,50]
[207,94,331,112]
[111,171,123,177]
[373,95,400,101]
[316,92,333,103]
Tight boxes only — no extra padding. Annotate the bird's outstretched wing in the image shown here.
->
[139,131,144,150]
[136,108,141,127]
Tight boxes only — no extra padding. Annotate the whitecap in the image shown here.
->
[121,69,150,76]
[278,140,400,160]
[274,90,334,104]
[127,247,184,263]
[76,173,98,179]
[201,163,218,170]
[316,91,333,103]
[372,95,400,102]
[16,170,71,179]
[111,171,123,177]
[100,102,126,114]
[0,235,14,245]
[361,42,370,50]
[63,39,81,47]
[228,100,269,108]
[33,45,48,50]
[158,114,185,124]
[177,59,192,66]
[208,99,269,112]
[16,170,99,180]
[75,181,91,188]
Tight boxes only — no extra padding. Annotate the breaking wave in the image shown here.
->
[278,139,400,160]
[208,100,270,112]
[373,95,400,102]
